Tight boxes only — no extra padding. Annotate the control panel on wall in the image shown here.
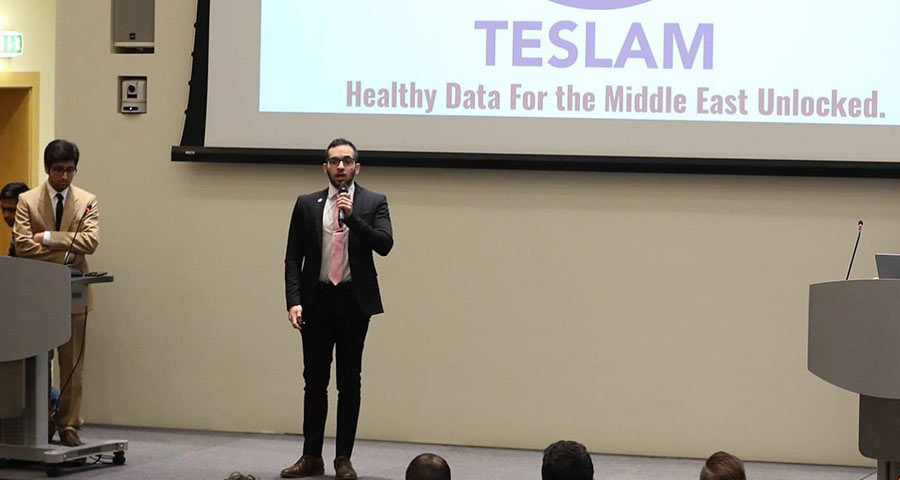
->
[119,76,147,114]
[112,0,154,53]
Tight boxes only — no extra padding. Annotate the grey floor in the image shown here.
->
[0,425,876,480]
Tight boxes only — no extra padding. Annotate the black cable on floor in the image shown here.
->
[52,310,88,421]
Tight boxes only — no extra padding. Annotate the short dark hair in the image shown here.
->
[44,139,79,169]
[0,182,28,200]
[700,451,745,480]
[542,440,593,480]
[325,138,358,160]
[405,453,450,480]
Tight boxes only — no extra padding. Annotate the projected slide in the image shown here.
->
[259,0,898,125]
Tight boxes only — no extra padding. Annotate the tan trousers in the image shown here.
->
[55,312,86,429]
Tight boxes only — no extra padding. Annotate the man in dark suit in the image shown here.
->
[281,138,393,479]
[1,182,29,256]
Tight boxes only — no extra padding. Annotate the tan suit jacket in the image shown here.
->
[14,182,99,310]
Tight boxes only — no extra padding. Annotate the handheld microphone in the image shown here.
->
[338,184,349,227]
[63,202,94,267]
[845,219,863,281]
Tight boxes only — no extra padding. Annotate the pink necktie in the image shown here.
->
[328,200,346,285]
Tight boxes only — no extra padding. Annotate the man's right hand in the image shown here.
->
[288,305,303,330]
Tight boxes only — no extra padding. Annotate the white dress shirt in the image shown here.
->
[42,184,70,245]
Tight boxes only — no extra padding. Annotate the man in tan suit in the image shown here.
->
[14,139,99,447]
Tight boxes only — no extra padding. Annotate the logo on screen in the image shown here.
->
[548,0,652,9]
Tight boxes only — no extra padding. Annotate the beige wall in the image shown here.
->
[0,0,54,178]
[55,0,896,467]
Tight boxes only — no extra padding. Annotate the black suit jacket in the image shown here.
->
[284,183,393,316]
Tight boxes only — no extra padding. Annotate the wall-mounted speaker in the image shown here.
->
[112,0,154,53]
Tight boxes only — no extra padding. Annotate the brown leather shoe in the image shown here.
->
[58,427,81,447]
[280,455,324,478]
[334,456,357,480]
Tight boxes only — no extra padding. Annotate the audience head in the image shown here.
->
[44,139,79,191]
[542,440,594,480]
[700,451,746,480]
[0,182,28,227]
[404,453,450,480]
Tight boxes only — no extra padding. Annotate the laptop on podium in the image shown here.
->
[875,254,900,279]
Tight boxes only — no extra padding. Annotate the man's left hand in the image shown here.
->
[32,232,42,243]
[336,193,353,219]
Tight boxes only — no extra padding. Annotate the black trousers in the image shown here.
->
[300,283,370,458]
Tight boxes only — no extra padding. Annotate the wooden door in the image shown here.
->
[0,72,39,255]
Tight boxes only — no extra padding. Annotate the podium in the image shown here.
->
[809,279,900,480]
[0,256,127,476]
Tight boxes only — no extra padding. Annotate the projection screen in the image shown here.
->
[174,0,900,176]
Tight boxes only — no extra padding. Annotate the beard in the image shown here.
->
[329,169,356,188]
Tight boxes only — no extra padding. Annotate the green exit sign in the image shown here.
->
[0,31,23,57]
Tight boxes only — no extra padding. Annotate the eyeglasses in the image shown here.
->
[326,156,356,167]
[50,166,77,175]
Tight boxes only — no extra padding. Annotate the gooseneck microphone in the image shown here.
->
[63,202,94,267]
[337,184,349,227]
[845,219,864,281]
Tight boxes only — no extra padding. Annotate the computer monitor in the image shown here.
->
[875,254,900,279]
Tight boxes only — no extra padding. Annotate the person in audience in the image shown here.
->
[1,182,28,256]
[700,451,746,480]
[404,453,450,480]
[542,440,594,480]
